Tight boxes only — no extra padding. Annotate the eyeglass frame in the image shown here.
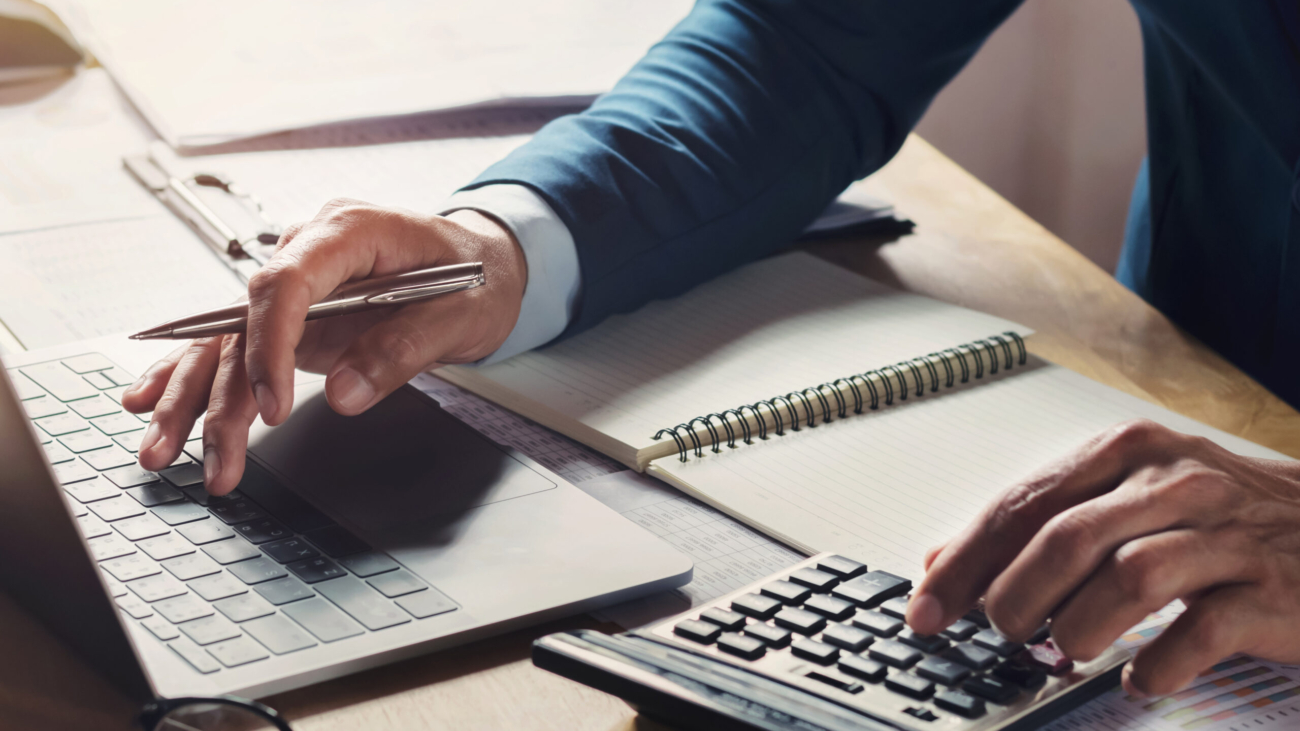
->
[137,695,293,731]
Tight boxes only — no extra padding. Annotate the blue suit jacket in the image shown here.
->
[467,0,1300,408]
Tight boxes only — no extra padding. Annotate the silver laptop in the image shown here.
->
[0,334,692,704]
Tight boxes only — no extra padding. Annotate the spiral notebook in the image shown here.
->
[439,252,1287,572]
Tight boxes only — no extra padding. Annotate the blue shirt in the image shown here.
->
[461,0,1300,408]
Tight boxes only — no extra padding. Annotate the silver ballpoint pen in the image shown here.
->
[130,262,486,341]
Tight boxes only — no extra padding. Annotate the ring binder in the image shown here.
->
[653,331,1028,462]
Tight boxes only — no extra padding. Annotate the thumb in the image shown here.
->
[324,305,465,415]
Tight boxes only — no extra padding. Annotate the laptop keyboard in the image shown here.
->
[9,354,458,675]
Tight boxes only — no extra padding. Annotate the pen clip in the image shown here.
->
[363,275,485,305]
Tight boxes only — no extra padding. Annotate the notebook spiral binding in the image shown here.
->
[653,331,1027,462]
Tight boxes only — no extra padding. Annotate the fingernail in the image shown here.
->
[1121,663,1146,698]
[331,368,375,413]
[254,383,278,421]
[139,422,164,456]
[907,592,943,632]
[203,448,222,487]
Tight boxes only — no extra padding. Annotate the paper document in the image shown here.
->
[59,0,694,147]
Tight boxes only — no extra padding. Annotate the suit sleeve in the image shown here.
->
[462,0,1025,338]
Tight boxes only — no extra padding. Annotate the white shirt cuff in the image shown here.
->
[439,184,581,364]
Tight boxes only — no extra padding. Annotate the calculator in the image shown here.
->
[533,553,1129,731]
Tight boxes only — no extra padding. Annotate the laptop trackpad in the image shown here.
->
[247,384,555,534]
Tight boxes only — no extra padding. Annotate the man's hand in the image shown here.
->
[120,199,527,496]
[906,419,1300,697]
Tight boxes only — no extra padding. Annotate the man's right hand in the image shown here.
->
[120,198,529,496]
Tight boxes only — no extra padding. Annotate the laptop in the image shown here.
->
[0,333,693,704]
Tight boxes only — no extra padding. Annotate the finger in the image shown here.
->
[121,344,188,414]
[984,470,1229,641]
[909,419,1176,634]
[137,338,222,472]
[201,334,260,496]
[1124,584,1260,697]
[924,544,946,571]
[1049,529,1252,661]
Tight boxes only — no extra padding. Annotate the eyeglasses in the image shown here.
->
[138,696,293,731]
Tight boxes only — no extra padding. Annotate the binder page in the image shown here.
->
[650,361,1290,579]
[449,252,1029,451]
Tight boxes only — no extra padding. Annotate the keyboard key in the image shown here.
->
[934,690,986,718]
[674,619,722,645]
[77,514,112,539]
[235,464,334,533]
[254,577,316,606]
[138,534,195,561]
[183,487,241,507]
[37,413,90,438]
[53,459,98,485]
[316,577,411,631]
[337,552,399,578]
[61,430,112,453]
[115,594,154,619]
[868,639,922,669]
[213,593,277,623]
[209,498,268,525]
[128,574,188,603]
[852,611,903,637]
[64,477,119,503]
[89,496,146,522]
[162,553,221,581]
[243,613,318,655]
[290,557,349,585]
[699,607,747,632]
[100,367,135,387]
[805,670,862,693]
[169,638,221,673]
[189,572,250,602]
[205,636,269,668]
[878,596,911,619]
[395,587,457,619]
[90,413,145,436]
[141,615,181,641]
[743,623,791,649]
[152,503,211,525]
[87,534,137,562]
[62,354,115,374]
[717,632,766,660]
[101,464,159,489]
[282,597,365,642]
[262,537,321,564]
[993,660,1047,689]
[113,431,146,453]
[160,462,205,487]
[84,372,116,390]
[70,395,121,420]
[760,580,811,606]
[915,656,970,686]
[183,440,205,464]
[8,372,42,400]
[962,675,1020,704]
[100,553,160,582]
[837,655,886,682]
[972,628,1023,657]
[942,643,999,671]
[24,397,66,419]
[113,514,170,541]
[81,446,136,472]
[126,483,185,507]
[65,497,89,517]
[791,638,839,665]
[803,594,854,621]
[102,577,127,599]
[731,592,782,620]
[884,673,934,700]
[227,556,288,585]
[897,628,949,654]
[941,618,979,641]
[1018,639,1074,675]
[773,607,826,635]
[154,594,214,624]
[816,556,867,580]
[788,568,839,592]
[202,539,261,565]
[821,623,874,652]
[178,520,235,545]
[832,571,912,608]
[21,362,97,402]
[43,441,75,464]
[233,518,291,545]
[303,525,370,557]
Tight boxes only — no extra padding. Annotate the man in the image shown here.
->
[122,0,1300,699]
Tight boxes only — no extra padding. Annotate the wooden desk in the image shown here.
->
[5,134,1298,731]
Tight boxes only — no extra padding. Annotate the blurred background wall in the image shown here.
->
[913,0,1146,273]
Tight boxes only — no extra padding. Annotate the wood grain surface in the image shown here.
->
[4,134,1297,731]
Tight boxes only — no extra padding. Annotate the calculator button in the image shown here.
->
[902,707,939,722]
[837,655,886,682]
[742,623,791,649]
[731,592,782,620]
[942,643,999,671]
[830,571,911,608]
[852,611,902,637]
[816,555,867,580]
[878,596,910,619]
[962,675,1020,704]
[1018,639,1074,675]
[941,618,979,641]
[717,632,766,660]
[971,628,1024,656]
[915,656,970,686]
[1027,624,1051,644]
[897,628,949,654]
[788,568,839,592]
[963,608,991,628]
[791,638,839,665]
[761,580,811,606]
[821,623,874,653]
[884,672,934,700]
[934,690,986,718]
[773,607,826,635]
[803,594,854,621]
[805,670,862,693]
[699,607,747,632]
[867,639,922,669]
[993,660,1047,689]
[673,619,722,645]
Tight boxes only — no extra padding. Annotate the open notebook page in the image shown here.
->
[649,360,1289,579]
[441,252,1027,465]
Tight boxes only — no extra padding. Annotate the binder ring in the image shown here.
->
[833,377,864,414]
[915,356,941,393]
[903,360,925,397]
